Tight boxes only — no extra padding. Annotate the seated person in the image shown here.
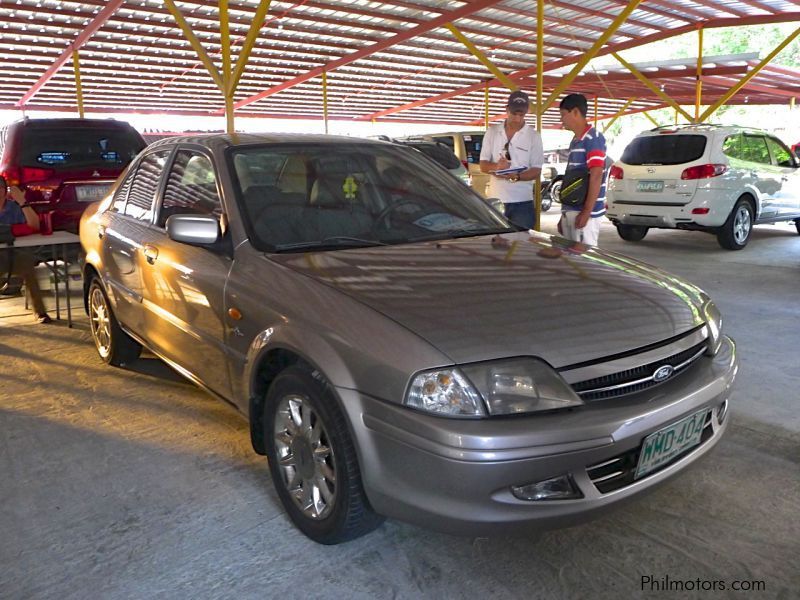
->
[0,175,51,323]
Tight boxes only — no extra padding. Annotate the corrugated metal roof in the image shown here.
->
[0,0,798,127]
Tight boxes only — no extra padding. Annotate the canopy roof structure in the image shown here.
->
[0,0,798,128]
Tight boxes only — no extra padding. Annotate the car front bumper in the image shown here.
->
[339,335,737,536]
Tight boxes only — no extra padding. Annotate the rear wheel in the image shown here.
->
[616,224,649,242]
[717,197,753,250]
[794,218,800,235]
[87,278,141,366]
[264,366,383,544]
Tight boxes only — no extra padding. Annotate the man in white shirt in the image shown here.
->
[479,90,544,229]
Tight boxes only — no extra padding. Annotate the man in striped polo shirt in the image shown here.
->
[558,93,607,246]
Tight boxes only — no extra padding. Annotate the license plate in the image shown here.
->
[635,409,710,479]
[637,180,664,192]
[75,183,112,202]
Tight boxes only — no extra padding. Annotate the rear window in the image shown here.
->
[621,134,706,165]
[19,125,145,169]
[408,143,460,169]
[463,134,484,164]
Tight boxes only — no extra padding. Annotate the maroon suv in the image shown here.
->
[0,118,146,232]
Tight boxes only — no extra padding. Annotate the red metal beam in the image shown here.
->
[230,0,506,111]
[15,0,125,107]
[358,12,800,121]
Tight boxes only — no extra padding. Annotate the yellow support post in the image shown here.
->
[220,0,234,134]
[675,108,679,125]
[602,98,636,132]
[540,0,644,114]
[164,0,224,91]
[484,83,490,130]
[322,71,329,134]
[230,0,272,94]
[695,27,703,123]
[446,23,518,91]
[642,111,660,128]
[791,97,796,110]
[699,27,800,122]
[612,52,694,122]
[72,50,84,118]
[534,0,543,231]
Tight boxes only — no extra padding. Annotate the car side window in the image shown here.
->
[158,150,222,228]
[124,150,170,221]
[721,135,743,160]
[740,135,771,165]
[765,137,795,168]
[110,169,135,213]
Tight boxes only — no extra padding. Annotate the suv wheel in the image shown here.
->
[717,197,753,250]
[264,366,383,544]
[550,178,562,203]
[794,218,800,236]
[616,224,649,242]
[87,278,142,366]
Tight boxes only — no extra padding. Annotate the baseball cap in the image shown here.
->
[507,90,530,112]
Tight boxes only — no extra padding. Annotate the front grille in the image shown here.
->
[587,411,714,494]
[572,340,707,401]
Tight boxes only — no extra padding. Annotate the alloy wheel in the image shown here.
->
[274,394,336,520]
[733,205,751,245]
[89,286,112,359]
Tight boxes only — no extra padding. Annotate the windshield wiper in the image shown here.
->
[406,227,516,243]
[274,236,388,252]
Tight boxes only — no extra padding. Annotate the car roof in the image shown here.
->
[637,123,769,137]
[13,117,138,130]
[145,133,387,153]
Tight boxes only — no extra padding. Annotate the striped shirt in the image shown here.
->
[563,125,607,217]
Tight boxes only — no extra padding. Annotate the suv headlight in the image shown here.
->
[703,300,723,356]
[404,358,584,418]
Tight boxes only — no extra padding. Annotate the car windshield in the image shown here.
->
[231,143,513,252]
[20,125,145,169]
[622,134,707,165]
[407,143,461,170]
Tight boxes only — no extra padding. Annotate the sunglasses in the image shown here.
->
[504,142,511,160]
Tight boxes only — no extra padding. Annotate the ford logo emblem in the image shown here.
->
[653,365,674,383]
[647,167,656,173]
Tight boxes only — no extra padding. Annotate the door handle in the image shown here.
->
[97,225,105,239]
[143,244,159,265]
[781,176,789,182]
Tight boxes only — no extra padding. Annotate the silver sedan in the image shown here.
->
[80,134,737,544]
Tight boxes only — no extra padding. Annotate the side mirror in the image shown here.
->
[166,214,220,246]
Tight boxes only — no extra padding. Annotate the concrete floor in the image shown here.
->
[1,214,799,600]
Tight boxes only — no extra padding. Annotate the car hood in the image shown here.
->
[269,232,708,368]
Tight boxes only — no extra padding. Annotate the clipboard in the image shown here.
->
[491,166,525,176]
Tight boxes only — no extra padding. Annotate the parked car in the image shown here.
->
[606,124,800,249]
[80,134,736,544]
[0,118,146,232]
[400,131,488,196]
[382,137,470,186]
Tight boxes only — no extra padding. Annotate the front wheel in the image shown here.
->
[264,366,383,544]
[794,218,800,236]
[616,224,649,242]
[87,278,141,367]
[717,198,753,250]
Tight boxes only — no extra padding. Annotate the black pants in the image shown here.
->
[0,248,47,315]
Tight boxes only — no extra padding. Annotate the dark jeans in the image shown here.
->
[0,248,47,315]
[504,200,537,230]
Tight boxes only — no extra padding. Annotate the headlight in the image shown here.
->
[405,358,584,418]
[703,300,723,356]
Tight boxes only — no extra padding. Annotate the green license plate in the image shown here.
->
[635,409,710,479]
[637,180,664,192]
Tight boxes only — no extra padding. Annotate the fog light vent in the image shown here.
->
[511,474,583,501]
[717,399,728,425]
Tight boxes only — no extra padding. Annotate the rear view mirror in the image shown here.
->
[166,214,220,246]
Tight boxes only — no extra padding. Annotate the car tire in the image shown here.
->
[263,365,383,544]
[794,218,800,236]
[717,197,754,250]
[616,224,649,242]
[540,195,552,212]
[87,277,142,367]
[550,178,562,203]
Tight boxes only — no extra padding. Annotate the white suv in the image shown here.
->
[606,124,800,249]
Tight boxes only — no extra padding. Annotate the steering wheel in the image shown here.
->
[371,198,422,233]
